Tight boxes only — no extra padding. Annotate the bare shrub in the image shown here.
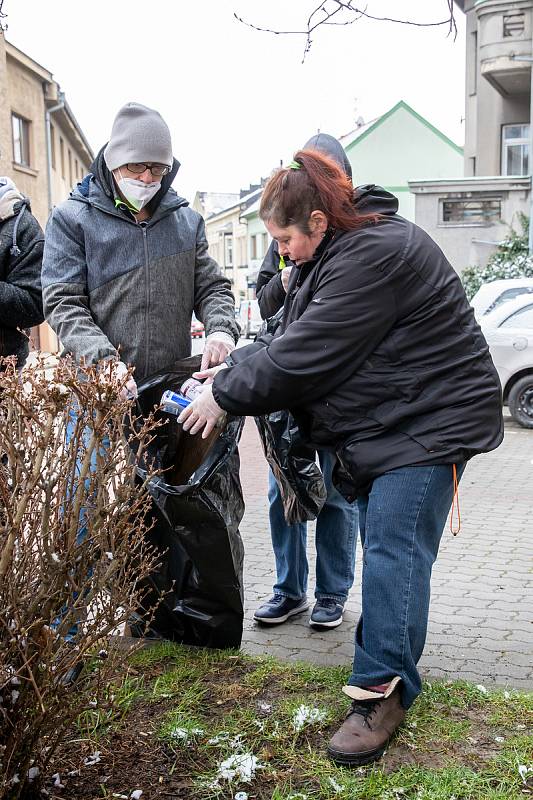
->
[0,355,160,799]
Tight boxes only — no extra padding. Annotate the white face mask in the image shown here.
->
[116,169,161,211]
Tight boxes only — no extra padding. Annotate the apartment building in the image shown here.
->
[0,34,93,350]
[410,0,533,273]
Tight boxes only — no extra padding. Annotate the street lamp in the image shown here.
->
[510,54,533,255]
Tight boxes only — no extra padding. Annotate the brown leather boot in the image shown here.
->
[327,685,406,766]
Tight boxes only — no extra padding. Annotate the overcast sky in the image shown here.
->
[5,0,466,200]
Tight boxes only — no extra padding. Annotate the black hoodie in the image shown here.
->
[214,188,503,497]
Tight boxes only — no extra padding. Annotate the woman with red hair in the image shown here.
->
[179,149,503,766]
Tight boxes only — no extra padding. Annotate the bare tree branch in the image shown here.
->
[234,1,457,61]
[0,0,7,33]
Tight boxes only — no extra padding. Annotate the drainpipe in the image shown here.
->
[45,91,65,215]
[510,54,533,254]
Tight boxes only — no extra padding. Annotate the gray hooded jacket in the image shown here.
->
[42,150,239,381]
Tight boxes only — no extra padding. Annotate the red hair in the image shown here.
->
[259,148,379,233]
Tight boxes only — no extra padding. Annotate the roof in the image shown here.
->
[205,186,263,223]
[339,100,463,156]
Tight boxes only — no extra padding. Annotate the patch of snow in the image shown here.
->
[328,776,345,793]
[259,702,271,713]
[234,793,248,800]
[51,553,60,563]
[52,773,64,788]
[292,704,327,732]
[11,690,19,704]
[216,753,262,783]
[83,751,101,766]
[27,767,39,782]
[475,684,487,694]
[130,791,143,800]
[495,736,505,743]
[106,552,114,561]
[519,764,532,784]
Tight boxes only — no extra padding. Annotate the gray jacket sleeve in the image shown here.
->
[193,217,240,342]
[42,205,119,364]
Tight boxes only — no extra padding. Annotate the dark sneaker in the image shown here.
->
[310,598,344,629]
[327,684,406,766]
[253,594,309,624]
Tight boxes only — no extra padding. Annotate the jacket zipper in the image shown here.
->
[140,223,150,378]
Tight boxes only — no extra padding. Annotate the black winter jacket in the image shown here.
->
[213,186,503,496]
[255,240,287,319]
[0,199,44,367]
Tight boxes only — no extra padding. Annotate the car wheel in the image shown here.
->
[508,374,533,429]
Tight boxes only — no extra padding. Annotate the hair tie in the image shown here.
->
[288,160,301,170]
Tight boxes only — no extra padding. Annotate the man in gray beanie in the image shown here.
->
[42,102,239,397]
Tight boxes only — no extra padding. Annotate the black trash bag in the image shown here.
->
[251,311,327,525]
[128,355,245,649]
[254,410,327,525]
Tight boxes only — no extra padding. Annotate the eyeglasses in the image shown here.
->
[126,162,171,177]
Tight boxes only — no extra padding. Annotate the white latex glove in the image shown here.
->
[281,265,293,292]
[192,363,228,385]
[177,383,226,439]
[200,331,235,370]
[109,360,137,400]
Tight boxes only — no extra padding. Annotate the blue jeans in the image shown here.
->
[348,463,465,709]
[52,411,110,641]
[269,450,358,603]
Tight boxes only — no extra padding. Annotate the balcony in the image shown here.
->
[476,0,532,95]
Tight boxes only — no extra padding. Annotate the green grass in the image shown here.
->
[59,644,532,800]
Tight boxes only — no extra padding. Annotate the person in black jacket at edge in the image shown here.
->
[178,149,503,767]
[0,177,44,371]
[253,134,359,631]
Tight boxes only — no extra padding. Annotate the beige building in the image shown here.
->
[410,0,533,273]
[197,185,264,304]
[0,34,93,351]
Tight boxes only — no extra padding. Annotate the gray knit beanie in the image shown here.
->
[104,102,173,171]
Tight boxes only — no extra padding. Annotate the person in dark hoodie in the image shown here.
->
[0,177,44,370]
[178,149,504,767]
[253,134,358,631]
[42,102,239,397]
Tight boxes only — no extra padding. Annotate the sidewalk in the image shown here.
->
[237,414,533,690]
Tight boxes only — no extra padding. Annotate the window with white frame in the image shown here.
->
[12,113,30,167]
[502,124,530,176]
[224,234,233,267]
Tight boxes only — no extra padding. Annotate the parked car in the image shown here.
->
[479,294,533,428]
[470,278,533,320]
[238,300,262,338]
[190,314,205,339]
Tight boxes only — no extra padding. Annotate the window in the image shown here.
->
[502,124,529,176]
[75,158,79,182]
[487,287,533,314]
[50,124,56,170]
[12,113,30,166]
[441,197,501,225]
[262,232,268,255]
[251,234,258,260]
[60,137,65,178]
[224,235,233,267]
[68,149,73,187]
[503,12,525,37]
[500,304,533,329]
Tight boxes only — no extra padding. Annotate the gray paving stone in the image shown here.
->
[238,415,533,689]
